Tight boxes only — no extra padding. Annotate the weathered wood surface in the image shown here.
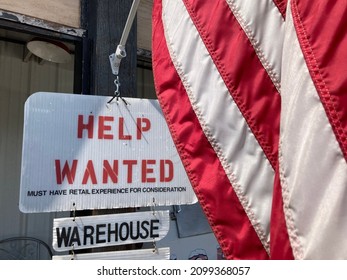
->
[0,0,80,28]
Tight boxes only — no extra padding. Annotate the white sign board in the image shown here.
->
[53,211,170,252]
[19,92,197,212]
[53,247,170,260]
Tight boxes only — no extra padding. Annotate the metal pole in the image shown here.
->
[119,0,141,47]
[109,0,141,75]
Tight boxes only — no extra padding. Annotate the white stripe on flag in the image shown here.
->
[225,0,285,92]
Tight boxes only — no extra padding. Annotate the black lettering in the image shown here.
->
[140,220,150,239]
[119,222,129,241]
[150,219,160,238]
[27,190,45,196]
[83,225,94,245]
[129,221,140,240]
[27,191,35,196]
[97,268,103,276]
[108,223,118,242]
[56,227,71,248]
[96,224,106,244]
[69,226,81,246]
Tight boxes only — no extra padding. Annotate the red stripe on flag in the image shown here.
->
[272,0,288,18]
[182,0,281,170]
[152,0,269,260]
[270,163,294,259]
[291,0,347,160]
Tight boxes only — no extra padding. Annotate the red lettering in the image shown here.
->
[119,117,132,140]
[55,160,78,184]
[102,160,118,183]
[160,159,174,182]
[136,118,151,140]
[123,160,137,183]
[98,116,114,139]
[77,115,152,141]
[142,159,156,183]
[55,158,174,185]
[78,115,94,139]
[82,160,97,184]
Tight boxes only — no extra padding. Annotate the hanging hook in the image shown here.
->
[114,76,120,95]
[107,76,129,105]
[151,197,157,216]
[71,244,75,260]
[152,240,158,254]
[72,202,76,222]
[108,76,120,104]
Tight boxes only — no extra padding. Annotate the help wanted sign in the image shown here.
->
[20,92,197,212]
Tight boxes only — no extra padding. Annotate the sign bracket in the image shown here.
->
[109,0,141,76]
[108,0,141,103]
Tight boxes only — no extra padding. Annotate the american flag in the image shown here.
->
[152,0,347,259]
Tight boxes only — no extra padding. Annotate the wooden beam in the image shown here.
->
[0,0,80,28]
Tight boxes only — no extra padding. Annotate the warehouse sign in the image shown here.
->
[20,92,197,212]
[53,211,170,252]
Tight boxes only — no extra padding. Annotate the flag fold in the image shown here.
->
[152,0,347,259]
